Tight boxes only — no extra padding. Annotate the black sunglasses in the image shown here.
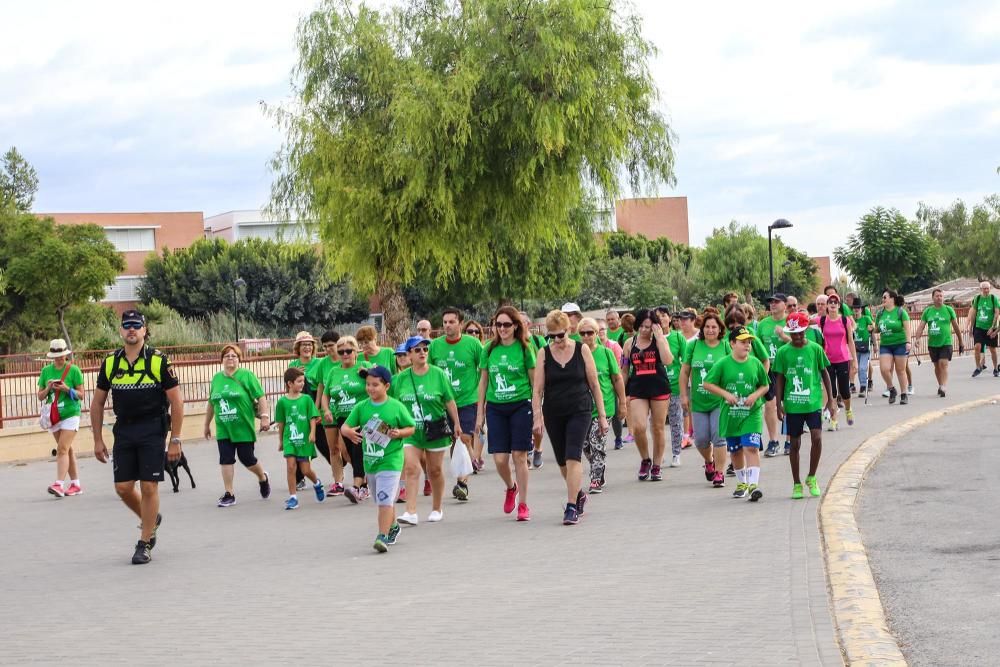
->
[496,321,515,329]
[546,332,567,341]
[465,329,481,335]
[122,322,144,330]
[337,349,355,355]
[579,330,596,336]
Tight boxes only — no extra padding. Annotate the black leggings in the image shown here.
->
[612,395,623,439]
[542,409,591,466]
[346,440,365,482]
[829,361,850,400]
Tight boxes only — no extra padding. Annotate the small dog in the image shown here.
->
[164,451,196,493]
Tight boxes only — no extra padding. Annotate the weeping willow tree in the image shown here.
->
[267,0,676,342]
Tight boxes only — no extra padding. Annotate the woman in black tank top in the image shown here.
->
[622,309,675,482]
[532,310,609,525]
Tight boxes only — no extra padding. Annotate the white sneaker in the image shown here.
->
[398,512,419,526]
[427,510,443,522]
[670,454,681,467]
[907,385,914,395]
[881,390,890,398]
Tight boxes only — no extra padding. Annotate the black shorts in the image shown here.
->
[785,410,822,436]
[973,327,998,348]
[928,345,953,363]
[447,404,478,436]
[217,439,258,467]
[765,370,777,401]
[112,419,166,483]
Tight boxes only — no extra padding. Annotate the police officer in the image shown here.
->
[91,309,184,565]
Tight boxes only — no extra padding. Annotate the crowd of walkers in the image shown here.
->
[33,283,1000,561]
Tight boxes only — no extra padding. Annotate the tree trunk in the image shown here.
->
[57,307,72,351]
[376,278,410,348]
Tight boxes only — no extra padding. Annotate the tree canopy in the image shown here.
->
[0,147,39,213]
[918,195,1000,283]
[267,0,676,341]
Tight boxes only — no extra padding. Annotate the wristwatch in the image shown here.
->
[169,437,182,445]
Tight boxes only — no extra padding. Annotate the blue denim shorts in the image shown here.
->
[726,432,762,453]
[879,343,909,357]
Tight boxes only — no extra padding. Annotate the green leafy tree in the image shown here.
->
[700,221,778,304]
[918,196,1000,282]
[577,255,650,310]
[758,240,818,302]
[833,206,941,295]
[0,147,40,212]
[267,0,676,343]
[3,217,124,348]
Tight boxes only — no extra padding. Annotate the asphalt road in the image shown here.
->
[858,402,1000,666]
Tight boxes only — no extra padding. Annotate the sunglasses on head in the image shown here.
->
[122,322,144,330]
[546,332,567,341]
[337,348,355,355]
[496,321,515,329]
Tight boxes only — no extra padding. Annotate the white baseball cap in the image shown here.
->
[561,302,582,314]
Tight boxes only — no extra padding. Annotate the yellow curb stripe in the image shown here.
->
[820,394,1000,666]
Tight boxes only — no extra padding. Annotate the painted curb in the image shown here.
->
[819,394,1000,666]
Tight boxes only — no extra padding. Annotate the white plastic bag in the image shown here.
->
[450,438,474,478]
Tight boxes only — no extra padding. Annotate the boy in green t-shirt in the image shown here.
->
[274,367,325,510]
[342,366,416,553]
[703,327,770,502]
[773,313,835,499]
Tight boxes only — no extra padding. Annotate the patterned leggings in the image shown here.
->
[583,417,607,483]
[667,397,683,456]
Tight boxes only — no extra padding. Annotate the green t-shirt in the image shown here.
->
[478,341,537,404]
[37,363,85,419]
[703,355,768,438]
[756,315,787,360]
[772,341,830,414]
[314,356,340,389]
[749,336,770,366]
[682,339,731,413]
[428,334,483,408]
[345,397,416,474]
[274,394,319,458]
[664,330,687,395]
[323,362,372,419]
[853,315,873,344]
[875,307,909,346]
[362,347,398,374]
[805,326,826,347]
[921,305,958,348]
[590,344,620,418]
[209,368,264,443]
[972,294,1000,329]
[288,357,323,395]
[569,333,583,343]
[607,327,627,346]
[389,366,456,448]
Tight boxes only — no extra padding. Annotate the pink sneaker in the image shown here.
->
[623,434,635,444]
[516,502,531,521]
[503,484,518,514]
[712,471,725,487]
[328,482,344,496]
[47,483,65,498]
[64,483,82,496]
[423,479,432,496]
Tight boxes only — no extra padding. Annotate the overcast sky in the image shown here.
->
[3,0,999,263]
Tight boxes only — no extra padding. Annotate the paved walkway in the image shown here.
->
[2,356,996,665]
[858,404,1000,666]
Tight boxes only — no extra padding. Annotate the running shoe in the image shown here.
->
[47,482,65,498]
[858,389,866,399]
[805,475,821,497]
[327,482,343,496]
[748,484,763,502]
[453,482,469,501]
[532,450,544,469]
[396,487,407,503]
[373,534,389,553]
[881,389,891,398]
[345,486,361,504]
[846,410,854,426]
[614,438,624,450]
[638,458,652,480]
[149,513,162,549]
[994,366,1000,377]
[908,384,914,395]
[285,496,299,510]
[131,540,152,565]
[784,441,791,456]
[726,463,736,476]
[649,464,662,481]
[296,478,307,491]
[764,440,780,457]
[64,483,82,496]
[260,473,271,499]
[386,522,401,545]
[681,435,694,449]
[398,512,419,525]
[822,409,831,423]
[358,486,371,501]
[791,483,804,500]
[888,387,897,404]
[423,479,432,496]
[712,471,725,487]
[623,433,635,444]
[732,483,748,499]
[849,382,857,394]
[867,378,874,390]
[503,484,518,514]
[428,510,444,522]
[217,491,236,507]
[313,481,326,502]
[563,504,579,525]
[671,454,681,467]
[589,479,604,494]
[827,419,838,432]
[900,393,908,405]
[576,490,587,516]
[704,462,717,481]
[937,388,946,398]
[516,503,531,521]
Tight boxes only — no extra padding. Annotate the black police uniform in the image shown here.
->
[96,345,179,483]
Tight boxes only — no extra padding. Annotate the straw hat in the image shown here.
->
[46,339,72,359]
[292,331,316,354]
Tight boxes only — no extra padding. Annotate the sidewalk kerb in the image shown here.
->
[820,394,1000,666]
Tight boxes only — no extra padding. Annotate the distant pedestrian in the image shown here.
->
[606,309,627,346]
[851,300,874,397]
[913,289,963,397]
[416,319,433,339]
[463,320,485,343]
[969,281,1000,377]
[874,290,911,404]
[357,325,397,373]
[654,306,687,468]
[37,339,85,498]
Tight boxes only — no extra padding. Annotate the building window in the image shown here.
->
[104,227,155,252]
[237,223,318,243]
[105,276,143,302]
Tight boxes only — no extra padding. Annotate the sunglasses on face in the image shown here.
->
[579,330,596,336]
[496,321,515,329]
[122,322,144,330]
[413,346,429,354]
[465,329,481,335]
[546,332,567,341]
[337,349,355,355]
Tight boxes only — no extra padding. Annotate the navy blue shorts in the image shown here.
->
[448,404,478,435]
[726,432,761,453]
[784,411,822,436]
[486,400,533,454]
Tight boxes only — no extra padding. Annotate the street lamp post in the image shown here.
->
[768,219,793,295]
[232,277,246,342]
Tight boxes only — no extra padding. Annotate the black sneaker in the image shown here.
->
[900,392,908,405]
[576,489,587,516]
[994,366,1000,377]
[849,382,856,394]
[937,387,946,398]
[149,513,162,550]
[386,522,400,546]
[973,367,983,378]
[217,492,236,507]
[131,540,152,565]
[726,463,735,477]
[453,482,469,502]
[562,504,579,525]
[532,450,543,469]
[259,472,271,499]
[888,387,898,404]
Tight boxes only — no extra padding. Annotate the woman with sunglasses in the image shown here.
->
[391,336,462,525]
[313,330,347,495]
[818,295,857,429]
[37,339,86,498]
[320,336,373,502]
[579,317,624,494]
[874,290,911,404]
[597,319,626,450]
[463,320,485,342]
[476,306,537,521]
[622,309,675,481]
